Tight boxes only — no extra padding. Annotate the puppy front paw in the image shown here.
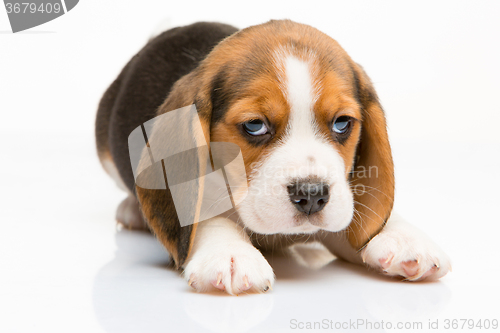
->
[360,219,451,281]
[183,242,275,295]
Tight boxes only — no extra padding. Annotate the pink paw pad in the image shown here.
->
[188,275,197,290]
[211,273,226,291]
[420,265,439,280]
[238,276,252,292]
[378,253,394,270]
[401,260,420,277]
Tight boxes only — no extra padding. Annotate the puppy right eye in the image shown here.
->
[243,119,268,136]
[332,116,352,134]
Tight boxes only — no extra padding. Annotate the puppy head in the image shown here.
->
[209,20,395,248]
[160,20,394,251]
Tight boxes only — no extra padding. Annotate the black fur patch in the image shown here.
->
[102,22,238,193]
[350,63,377,108]
[210,66,231,125]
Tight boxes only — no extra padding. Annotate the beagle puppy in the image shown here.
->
[96,20,451,295]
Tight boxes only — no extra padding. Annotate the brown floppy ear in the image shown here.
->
[132,70,212,268]
[346,64,395,251]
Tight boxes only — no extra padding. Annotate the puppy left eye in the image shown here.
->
[332,116,352,134]
[243,119,268,136]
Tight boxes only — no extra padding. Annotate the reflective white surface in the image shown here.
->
[0,133,498,333]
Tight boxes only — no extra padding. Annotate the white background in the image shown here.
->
[1,1,499,332]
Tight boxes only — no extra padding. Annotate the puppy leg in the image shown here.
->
[182,217,275,295]
[320,213,451,281]
[116,195,149,230]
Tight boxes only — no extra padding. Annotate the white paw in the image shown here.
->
[361,216,451,281]
[183,241,275,295]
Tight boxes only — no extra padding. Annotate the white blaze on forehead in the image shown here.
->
[237,54,354,235]
[283,55,318,138]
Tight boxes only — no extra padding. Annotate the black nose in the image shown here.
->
[287,182,330,215]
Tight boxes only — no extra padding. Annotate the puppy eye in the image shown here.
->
[332,116,352,134]
[243,119,268,136]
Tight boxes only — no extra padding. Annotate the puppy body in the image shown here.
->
[96,22,238,237]
[96,21,450,294]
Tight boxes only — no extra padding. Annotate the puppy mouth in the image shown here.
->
[290,212,325,229]
[282,219,322,234]
[247,201,324,235]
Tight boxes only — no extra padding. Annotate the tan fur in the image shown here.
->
[345,65,395,250]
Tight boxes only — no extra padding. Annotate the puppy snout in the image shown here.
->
[287,182,330,215]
